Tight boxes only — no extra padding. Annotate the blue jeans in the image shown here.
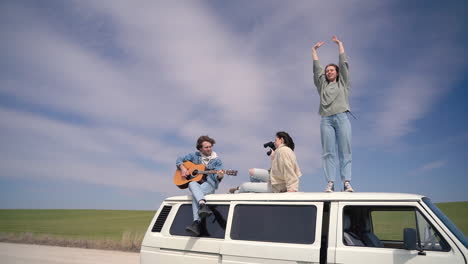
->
[188,181,215,221]
[238,168,271,193]
[249,168,270,182]
[320,112,352,183]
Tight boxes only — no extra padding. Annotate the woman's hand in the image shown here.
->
[312,41,324,60]
[332,35,341,44]
[332,35,345,54]
[313,41,325,50]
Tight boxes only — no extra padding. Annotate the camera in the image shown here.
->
[263,141,276,156]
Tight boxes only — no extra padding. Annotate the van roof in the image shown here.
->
[165,192,425,202]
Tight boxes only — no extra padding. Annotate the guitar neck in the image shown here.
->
[197,170,219,174]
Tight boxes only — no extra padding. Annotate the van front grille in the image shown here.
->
[151,205,172,232]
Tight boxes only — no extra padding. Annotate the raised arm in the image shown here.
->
[332,35,349,86]
[312,41,324,61]
[332,35,345,54]
[312,41,326,90]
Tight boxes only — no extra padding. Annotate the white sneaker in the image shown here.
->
[344,181,354,192]
[325,181,334,192]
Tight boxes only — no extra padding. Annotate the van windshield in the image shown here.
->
[422,197,467,248]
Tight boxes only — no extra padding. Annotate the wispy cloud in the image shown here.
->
[0,107,181,195]
[409,160,447,176]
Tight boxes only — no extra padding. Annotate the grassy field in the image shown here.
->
[0,202,466,250]
[0,209,155,241]
[357,201,467,241]
[436,202,468,235]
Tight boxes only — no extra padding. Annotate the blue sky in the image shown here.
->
[0,0,467,210]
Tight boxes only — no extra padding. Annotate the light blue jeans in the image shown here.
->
[188,181,215,221]
[321,112,352,183]
[238,168,272,193]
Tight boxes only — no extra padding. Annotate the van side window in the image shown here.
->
[371,208,416,243]
[170,204,229,238]
[415,210,450,251]
[230,204,317,244]
[343,206,450,251]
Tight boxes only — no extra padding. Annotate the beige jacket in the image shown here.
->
[270,144,302,192]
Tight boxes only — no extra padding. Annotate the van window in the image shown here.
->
[423,197,468,248]
[343,206,450,251]
[170,204,229,238]
[372,209,416,241]
[230,204,317,244]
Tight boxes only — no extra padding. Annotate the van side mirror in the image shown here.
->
[403,228,417,250]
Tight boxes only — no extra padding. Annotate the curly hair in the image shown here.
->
[196,135,216,150]
[276,131,295,151]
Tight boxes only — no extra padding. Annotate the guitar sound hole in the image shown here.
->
[186,170,198,180]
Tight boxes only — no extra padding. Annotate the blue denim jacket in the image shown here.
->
[176,152,223,190]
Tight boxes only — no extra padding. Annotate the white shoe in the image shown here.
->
[325,181,334,192]
[344,181,354,192]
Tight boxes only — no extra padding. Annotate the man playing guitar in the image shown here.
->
[176,135,225,236]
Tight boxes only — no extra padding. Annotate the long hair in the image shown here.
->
[196,135,216,150]
[325,63,340,83]
[276,131,295,151]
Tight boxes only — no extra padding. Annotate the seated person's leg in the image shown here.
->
[238,182,271,193]
[229,168,270,193]
[186,181,215,236]
[189,189,200,222]
[249,168,270,182]
[186,185,202,236]
[188,182,213,218]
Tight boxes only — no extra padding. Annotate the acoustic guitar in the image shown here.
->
[174,161,238,189]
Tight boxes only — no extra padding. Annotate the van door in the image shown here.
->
[221,201,323,264]
[332,201,465,264]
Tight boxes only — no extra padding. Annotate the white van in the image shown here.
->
[140,192,467,264]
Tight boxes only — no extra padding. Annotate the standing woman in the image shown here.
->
[312,35,354,192]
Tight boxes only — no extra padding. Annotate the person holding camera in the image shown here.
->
[229,131,302,193]
[312,35,354,192]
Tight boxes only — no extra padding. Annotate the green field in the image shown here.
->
[0,209,155,241]
[372,202,467,241]
[0,202,466,242]
[436,202,468,235]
